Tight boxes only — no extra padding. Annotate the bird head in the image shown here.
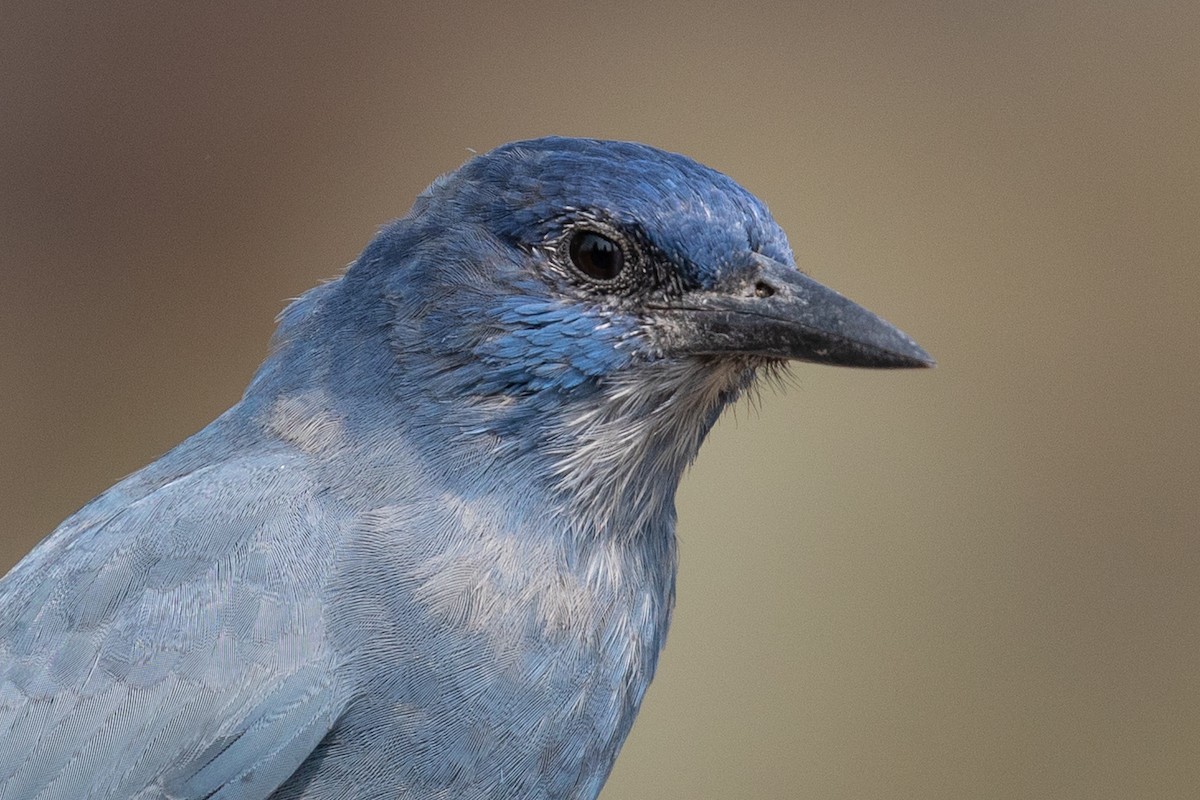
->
[263,137,931,532]
[353,136,929,388]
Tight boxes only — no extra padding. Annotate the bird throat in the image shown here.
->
[546,356,760,543]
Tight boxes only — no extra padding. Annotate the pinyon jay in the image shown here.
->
[0,137,931,799]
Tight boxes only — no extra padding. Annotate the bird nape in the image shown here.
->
[0,137,931,800]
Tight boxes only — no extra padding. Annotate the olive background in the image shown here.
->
[2,3,1197,798]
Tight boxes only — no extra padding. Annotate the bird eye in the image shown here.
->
[568,230,625,281]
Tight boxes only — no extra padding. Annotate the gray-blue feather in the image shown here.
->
[0,137,930,799]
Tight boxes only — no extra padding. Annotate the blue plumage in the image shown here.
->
[0,137,930,799]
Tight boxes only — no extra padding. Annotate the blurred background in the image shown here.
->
[2,2,1197,798]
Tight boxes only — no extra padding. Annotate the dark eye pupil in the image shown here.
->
[569,231,624,281]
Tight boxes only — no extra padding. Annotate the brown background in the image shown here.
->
[2,2,1197,798]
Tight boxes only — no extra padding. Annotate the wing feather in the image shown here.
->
[0,455,346,800]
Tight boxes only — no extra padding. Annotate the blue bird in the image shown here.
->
[0,137,931,799]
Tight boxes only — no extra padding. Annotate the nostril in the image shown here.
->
[754,281,775,298]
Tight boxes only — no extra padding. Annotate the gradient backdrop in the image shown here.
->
[2,3,1197,798]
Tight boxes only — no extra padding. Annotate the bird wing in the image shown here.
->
[0,454,346,800]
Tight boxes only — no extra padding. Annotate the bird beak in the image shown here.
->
[655,254,934,368]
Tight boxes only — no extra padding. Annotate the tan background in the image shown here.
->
[2,2,1197,798]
